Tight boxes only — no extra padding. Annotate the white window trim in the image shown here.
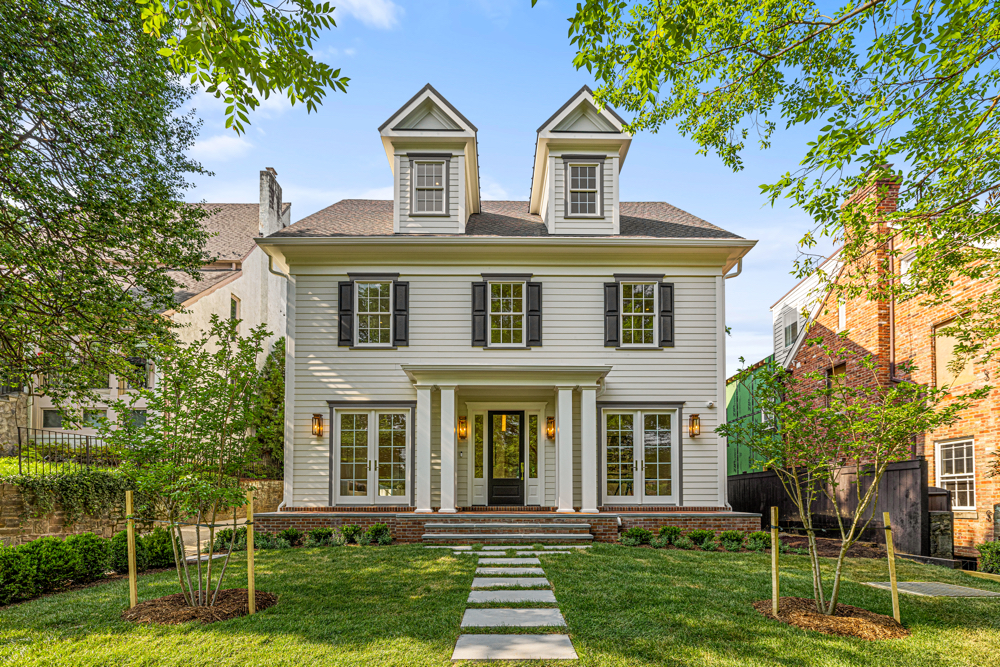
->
[411,159,448,216]
[619,281,658,348]
[487,280,527,348]
[935,438,976,510]
[354,280,394,348]
[601,408,679,506]
[333,408,411,506]
[900,251,916,286]
[782,308,798,348]
[566,161,602,218]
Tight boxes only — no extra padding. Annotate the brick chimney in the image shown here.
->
[259,168,287,236]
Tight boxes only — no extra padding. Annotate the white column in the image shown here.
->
[580,386,599,513]
[415,385,433,513]
[556,386,575,513]
[438,386,457,513]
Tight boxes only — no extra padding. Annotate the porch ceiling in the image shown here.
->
[400,364,612,388]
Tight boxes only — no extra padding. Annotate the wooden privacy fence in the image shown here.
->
[728,459,931,556]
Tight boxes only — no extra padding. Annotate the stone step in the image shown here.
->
[461,608,567,627]
[516,550,573,556]
[423,522,591,530]
[476,567,546,576]
[452,634,578,660]
[468,589,557,604]
[478,557,541,565]
[472,577,550,588]
[422,533,593,542]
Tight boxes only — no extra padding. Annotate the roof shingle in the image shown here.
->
[269,200,740,239]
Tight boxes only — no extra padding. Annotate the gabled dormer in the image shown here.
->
[529,86,631,235]
[379,84,480,234]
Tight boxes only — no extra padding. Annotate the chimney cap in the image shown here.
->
[265,167,278,176]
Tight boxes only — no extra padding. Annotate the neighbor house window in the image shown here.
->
[935,321,975,388]
[826,363,847,406]
[568,164,598,215]
[230,295,241,322]
[42,409,62,429]
[131,410,147,428]
[83,410,106,428]
[414,161,445,213]
[937,439,975,510]
[356,281,392,346]
[122,358,149,390]
[900,252,915,285]
[489,282,524,346]
[621,283,656,346]
[783,309,798,349]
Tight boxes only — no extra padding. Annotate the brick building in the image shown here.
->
[771,176,999,559]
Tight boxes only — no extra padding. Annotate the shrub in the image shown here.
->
[686,529,715,547]
[357,532,372,546]
[277,528,303,547]
[254,532,279,550]
[978,541,1000,574]
[376,533,392,546]
[341,524,362,544]
[142,528,176,568]
[650,536,670,549]
[19,537,83,592]
[64,533,109,582]
[719,530,744,552]
[621,527,653,546]
[0,546,39,604]
[275,537,291,549]
[109,530,149,574]
[745,531,770,552]
[329,528,347,547]
[658,525,682,544]
[364,523,391,544]
[673,536,694,550]
[308,528,334,543]
[701,539,719,552]
[213,527,249,552]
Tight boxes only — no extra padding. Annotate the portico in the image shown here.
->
[401,364,611,514]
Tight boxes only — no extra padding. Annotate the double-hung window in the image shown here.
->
[937,439,975,510]
[568,164,598,215]
[621,282,656,347]
[489,282,525,346]
[356,281,393,346]
[414,161,445,214]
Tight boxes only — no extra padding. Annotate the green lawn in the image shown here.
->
[1,544,998,666]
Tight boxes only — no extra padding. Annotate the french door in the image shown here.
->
[603,410,677,505]
[334,410,410,505]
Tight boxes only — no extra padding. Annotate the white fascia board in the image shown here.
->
[258,235,757,250]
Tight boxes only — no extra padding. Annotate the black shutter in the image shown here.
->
[393,281,409,346]
[604,282,620,347]
[338,281,353,347]
[659,282,674,347]
[471,282,487,347]
[526,282,542,347]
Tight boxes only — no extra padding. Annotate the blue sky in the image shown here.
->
[183,0,830,375]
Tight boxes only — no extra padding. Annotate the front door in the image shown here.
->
[488,411,524,505]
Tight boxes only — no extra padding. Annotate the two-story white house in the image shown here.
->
[255,85,760,542]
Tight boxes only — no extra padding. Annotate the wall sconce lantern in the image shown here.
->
[688,414,701,438]
[312,414,324,437]
[546,416,556,440]
[457,416,468,440]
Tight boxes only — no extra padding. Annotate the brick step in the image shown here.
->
[423,522,591,531]
[422,533,594,543]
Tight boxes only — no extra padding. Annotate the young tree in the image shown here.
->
[554,0,1000,363]
[717,340,985,615]
[103,316,271,607]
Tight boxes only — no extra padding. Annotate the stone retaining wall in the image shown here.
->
[0,479,283,547]
[254,511,762,543]
[0,394,28,456]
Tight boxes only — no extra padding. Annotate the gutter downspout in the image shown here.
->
[267,254,290,280]
[723,258,743,280]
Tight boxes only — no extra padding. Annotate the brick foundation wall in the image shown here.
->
[255,510,761,543]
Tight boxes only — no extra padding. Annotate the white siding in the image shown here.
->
[288,264,724,508]
[396,152,464,234]
[549,152,617,235]
[769,254,841,366]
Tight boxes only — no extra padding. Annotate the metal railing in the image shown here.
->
[15,427,120,476]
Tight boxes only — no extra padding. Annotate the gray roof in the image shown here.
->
[165,268,239,304]
[194,202,291,261]
[269,200,741,240]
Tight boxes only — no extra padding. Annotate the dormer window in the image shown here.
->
[412,159,447,215]
[569,164,599,215]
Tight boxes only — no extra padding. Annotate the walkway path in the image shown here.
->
[431,545,589,661]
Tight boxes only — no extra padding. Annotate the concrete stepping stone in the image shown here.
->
[424,545,470,550]
[482,545,516,551]
[478,557,541,565]
[476,567,545,575]
[544,545,591,549]
[864,581,1000,597]
[472,577,550,589]
[461,608,567,627]
[468,589,557,604]
[452,634,578,660]
[516,550,572,556]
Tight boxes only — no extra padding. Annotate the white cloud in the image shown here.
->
[337,0,403,29]
[188,134,253,163]
[480,175,509,200]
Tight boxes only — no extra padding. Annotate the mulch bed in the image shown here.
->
[753,597,909,640]
[780,535,886,559]
[121,589,277,625]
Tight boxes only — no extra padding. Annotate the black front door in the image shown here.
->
[487,411,524,505]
